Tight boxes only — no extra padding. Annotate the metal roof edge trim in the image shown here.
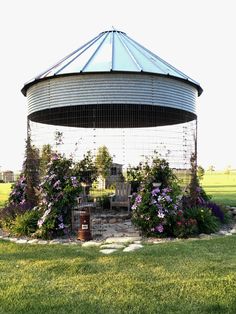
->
[21,70,203,97]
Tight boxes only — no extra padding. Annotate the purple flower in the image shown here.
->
[135,195,142,204]
[151,188,160,196]
[58,215,63,222]
[162,187,171,194]
[52,153,59,161]
[155,224,164,233]
[71,176,79,188]
[156,204,163,211]
[196,186,201,193]
[58,223,65,229]
[165,195,172,203]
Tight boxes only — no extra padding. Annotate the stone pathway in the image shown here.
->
[1,211,236,254]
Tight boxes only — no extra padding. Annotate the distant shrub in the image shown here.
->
[97,195,110,209]
[184,206,220,234]
[11,209,41,236]
[0,202,32,231]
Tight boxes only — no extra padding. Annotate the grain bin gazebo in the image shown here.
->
[22,29,202,176]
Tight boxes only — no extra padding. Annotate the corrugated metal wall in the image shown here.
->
[27,73,197,116]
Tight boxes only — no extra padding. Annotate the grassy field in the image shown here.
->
[201,171,236,206]
[0,236,235,314]
[0,183,11,207]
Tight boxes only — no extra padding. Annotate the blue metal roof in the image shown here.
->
[23,30,202,95]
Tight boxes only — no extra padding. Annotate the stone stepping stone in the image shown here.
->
[100,243,125,249]
[230,228,236,234]
[199,233,212,239]
[82,241,101,247]
[217,230,229,236]
[2,237,10,241]
[15,239,28,244]
[105,236,142,244]
[123,244,143,252]
[49,240,61,245]
[9,237,18,242]
[100,249,118,254]
[38,240,48,244]
[28,239,39,244]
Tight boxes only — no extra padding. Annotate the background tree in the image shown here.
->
[95,146,113,180]
[207,165,215,174]
[74,150,97,187]
[224,165,231,175]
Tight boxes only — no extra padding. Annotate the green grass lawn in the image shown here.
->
[0,236,235,314]
[0,183,11,207]
[202,172,236,206]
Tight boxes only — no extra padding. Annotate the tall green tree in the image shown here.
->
[74,150,97,186]
[23,134,40,207]
[189,152,200,207]
[39,144,53,178]
[95,146,113,180]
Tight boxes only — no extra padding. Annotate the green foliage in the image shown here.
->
[95,145,113,179]
[184,206,220,234]
[11,209,41,236]
[39,144,53,178]
[197,165,205,181]
[143,154,178,190]
[23,133,40,207]
[188,152,199,207]
[54,130,64,147]
[74,150,97,186]
[0,203,30,231]
[127,153,179,193]
[97,195,110,209]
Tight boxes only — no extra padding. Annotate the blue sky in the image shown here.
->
[1,0,235,171]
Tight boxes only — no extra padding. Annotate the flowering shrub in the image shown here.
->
[131,185,221,237]
[8,175,27,206]
[0,176,34,231]
[36,153,81,238]
[131,186,191,237]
